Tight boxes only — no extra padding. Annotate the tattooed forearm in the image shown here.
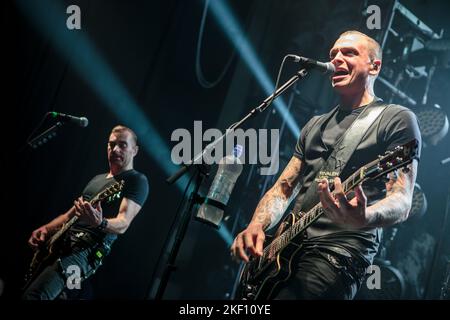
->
[252,194,286,228]
[365,160,417,228]
[250,157,302,230]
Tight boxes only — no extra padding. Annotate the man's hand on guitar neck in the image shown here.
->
[74,197,103,227]
[318,160,417,229]
[318,177,369,228]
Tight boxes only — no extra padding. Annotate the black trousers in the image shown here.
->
[272,248,367,300]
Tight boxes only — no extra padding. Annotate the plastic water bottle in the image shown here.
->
[196,145,243,227]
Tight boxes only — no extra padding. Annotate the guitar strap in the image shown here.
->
[292,98,389,214]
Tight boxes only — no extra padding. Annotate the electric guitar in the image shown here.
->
[235,139,419,300]
[23,180,124,289]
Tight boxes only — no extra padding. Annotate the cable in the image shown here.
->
[195,0,236,89]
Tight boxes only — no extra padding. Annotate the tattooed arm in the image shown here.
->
[251,157,303,230]
[230,156,303,262]
[365,159,418,227]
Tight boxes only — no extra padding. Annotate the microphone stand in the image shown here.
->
[149,68,309,299]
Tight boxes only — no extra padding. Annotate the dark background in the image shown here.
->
[2,0,450,299]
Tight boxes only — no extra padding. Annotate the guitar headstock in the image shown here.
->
[92,180,125,203]
[364,139,419,181]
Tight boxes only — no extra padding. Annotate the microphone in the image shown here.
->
[49,111,89,127]
[288,55,336,74]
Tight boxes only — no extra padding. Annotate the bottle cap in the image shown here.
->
[233,144,243,158]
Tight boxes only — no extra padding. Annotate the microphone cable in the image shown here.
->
[195,0,236,89]
[259,54,298,113]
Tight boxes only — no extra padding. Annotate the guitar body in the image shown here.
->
[236,213,306,300]
[23,236,69,290]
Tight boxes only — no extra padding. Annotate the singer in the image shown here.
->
[22,125,149,300]
[231,30,422,299]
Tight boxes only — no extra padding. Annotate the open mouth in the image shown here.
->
[333,69,349,77]
[332,69,350,82]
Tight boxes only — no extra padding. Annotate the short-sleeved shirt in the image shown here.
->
[70,169,149,246]
[292,100,421,265]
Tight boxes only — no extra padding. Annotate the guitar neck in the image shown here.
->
[263,162,374,258]
[48,215,78,247]
[47,196,100,246]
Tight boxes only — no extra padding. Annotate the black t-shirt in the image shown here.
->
[292,100,422,265]
[70,169,149,246]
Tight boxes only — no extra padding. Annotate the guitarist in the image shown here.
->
[230,30,422,299]
[23,125,149,300]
